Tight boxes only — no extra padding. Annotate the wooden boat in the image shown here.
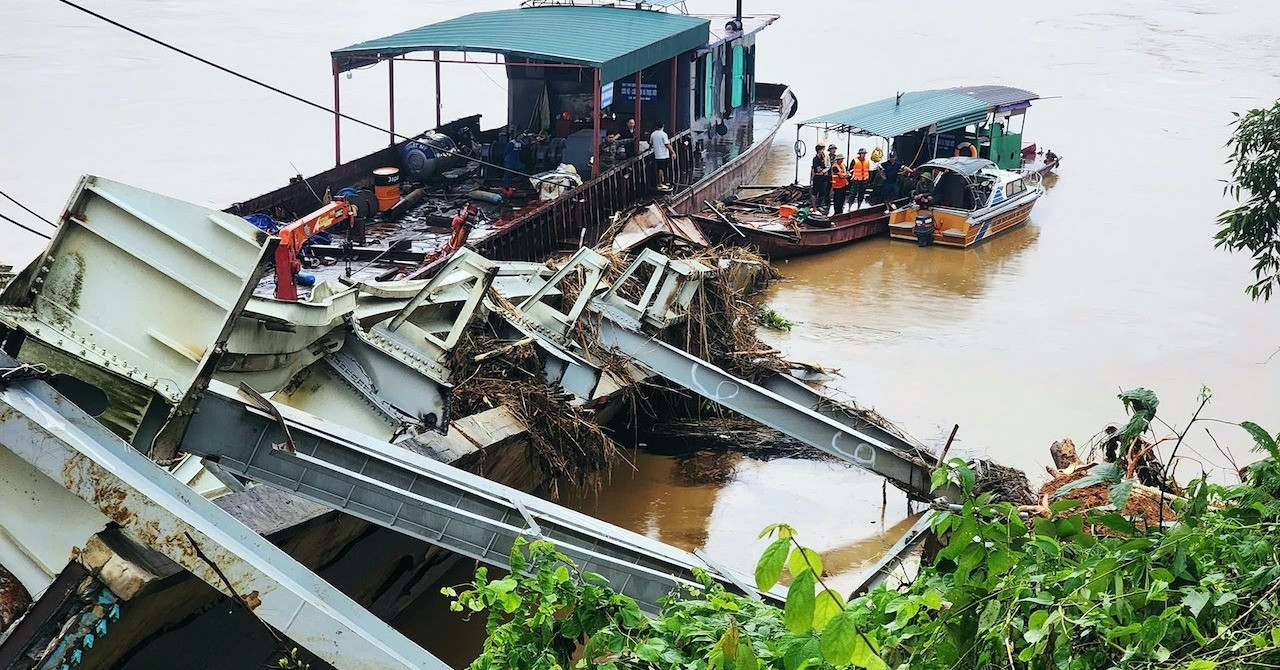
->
[887,157,1044,248]
[693,186,889,259]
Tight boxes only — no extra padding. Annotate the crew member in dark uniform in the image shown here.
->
[810,142,829,210]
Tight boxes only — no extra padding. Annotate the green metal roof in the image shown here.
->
[332,7,710,82]
[799,86,1039,138]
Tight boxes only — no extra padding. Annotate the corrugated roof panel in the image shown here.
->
[333,7,710,82]
[800,85,1040,137]
[800,90,987,138]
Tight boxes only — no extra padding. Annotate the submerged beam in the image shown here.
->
[591,313,953,502]
[0,361,448,670]
[182,381,779,615]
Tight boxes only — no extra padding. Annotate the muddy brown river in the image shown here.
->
[4,1,1280,666]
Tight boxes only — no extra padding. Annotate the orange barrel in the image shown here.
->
[373,167,401,212]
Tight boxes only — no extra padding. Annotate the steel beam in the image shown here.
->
[757,372,936,464]
[0,363,447,670]
[591,313,953,502]
[183,382,779,614]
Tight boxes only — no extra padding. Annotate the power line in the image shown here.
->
[52,0,551,184]
[0,188,55,227]
[0,211,53,240]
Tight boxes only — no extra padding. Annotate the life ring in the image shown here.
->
[954,142,977,158]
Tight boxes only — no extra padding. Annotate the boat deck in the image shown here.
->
[253,92,793,300]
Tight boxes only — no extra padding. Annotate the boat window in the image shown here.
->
[1006,110,1027,135]
[1005,179,1026,197]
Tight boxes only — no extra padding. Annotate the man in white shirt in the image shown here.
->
[650,122,673,191]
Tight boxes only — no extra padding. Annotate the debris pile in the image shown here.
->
[447,327,619,497]
[1035,438,1179,533]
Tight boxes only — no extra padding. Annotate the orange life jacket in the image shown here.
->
[830,162,849,189]
[851,157,871,181]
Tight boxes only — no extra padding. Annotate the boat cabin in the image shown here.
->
[329,0,777,179]
[792,85,1056,209]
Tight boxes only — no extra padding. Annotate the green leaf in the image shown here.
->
[1185,661,1217,670]
[787,547,824,579]
[756,538,790,592]
[757,522,796,540]
[1093,512,1136,536]
[1108,479,1136,509]
[1033,517,1058,538]
[508,537,528,574]
[1055,514,1084,538]
[930,466,949,493]
[1049,499,1084,514]
[1054,463,1123,497]
[1183,590,1212,617]
[1241,421,1280,459]
[813,589,845,632]
[819,611,858,665]
[783,638,822,670]
[784,568,817,633]
[851,633,887,670]
[921,589,943,610]
[1024,609,1050,644]
[738,641,759,670]
[634,639,668,664]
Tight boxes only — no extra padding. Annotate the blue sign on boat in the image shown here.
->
[618,82,659,101]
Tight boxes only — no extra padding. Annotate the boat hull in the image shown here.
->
[698,207,888,259]
[888,197,1038,248]
[668,83,797,216]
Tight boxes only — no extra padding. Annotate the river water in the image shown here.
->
[3,0,1280,666]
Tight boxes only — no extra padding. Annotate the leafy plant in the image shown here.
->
[757,308,793,331]
[1216,98,1280,301]
[448,407,1280,669]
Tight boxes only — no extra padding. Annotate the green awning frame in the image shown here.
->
[799,86,1038,138]
[332,7,710,82]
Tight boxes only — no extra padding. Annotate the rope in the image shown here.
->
[0,363,52,387]
[51,0,557,185]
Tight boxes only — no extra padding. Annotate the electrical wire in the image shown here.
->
[0,210,53,240]
[0,188,55,227]
[51,0,553,183]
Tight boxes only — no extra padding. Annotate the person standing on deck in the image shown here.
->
[825,145,838,209]
[608,118,637,159]
[810,141,829,210]
[829,152,850,215]
[850,147,873,208]
[880,152,903,210]
[503,132,528,190]
[651,122,674,191]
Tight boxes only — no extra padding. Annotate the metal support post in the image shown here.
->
[388,58,396,145]
[434,51,442,128]
[592,68,602,178]
[332,58,342,166]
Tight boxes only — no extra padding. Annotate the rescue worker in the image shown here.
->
[810,142,829,210]
[826,144,838,207]
[850,147,873,208]
[829,152,850,215]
